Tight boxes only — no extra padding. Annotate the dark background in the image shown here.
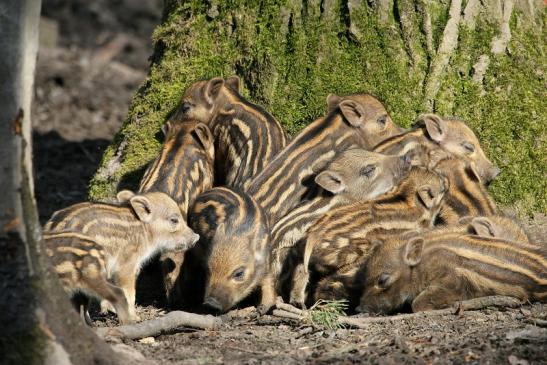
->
[34,0,162,223]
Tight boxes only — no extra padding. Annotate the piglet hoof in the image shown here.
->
[256,304,273,316]
[289,299,307,310]
[128,313,141,323]
[100,300,117,315]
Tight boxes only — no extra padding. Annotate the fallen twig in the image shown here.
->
[96,311,222,340]
[342,296,523,327]
[273,296,523,329]
[276,300,305,316]
[272,309,304,321]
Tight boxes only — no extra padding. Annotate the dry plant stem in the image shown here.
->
[96,311,222,340]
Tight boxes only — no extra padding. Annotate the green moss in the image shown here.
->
[90,1,546,215]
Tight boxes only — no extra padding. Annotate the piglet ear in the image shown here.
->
[339,100,367,127]
[326,94,343,112]
[161,121,172,137]
[116,190,135,203]
[417,114,447,143]
[205,77,224,105]
[469,217,497,238]
[130,195,153,223]
[417,185,436,209]
[225,75,240,92]
[464,163,482,183]
[403,237,424,266]
[315,171,346,194]
[192,123,215,159]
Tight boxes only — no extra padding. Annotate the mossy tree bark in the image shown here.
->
[90,0,546,214]
[0,1,120,364]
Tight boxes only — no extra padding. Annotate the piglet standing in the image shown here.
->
[44,190,199,322]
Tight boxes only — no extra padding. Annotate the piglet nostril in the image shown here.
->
[203,296,223,313]
[181,102,192,114]
[490,166,501,181]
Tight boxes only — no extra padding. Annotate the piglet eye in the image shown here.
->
[377,115,387,126]
[169,216,180,225]
[461,142,475,154]
[232,268,245,281]
[360,165,376,177]
[377,273,390,288]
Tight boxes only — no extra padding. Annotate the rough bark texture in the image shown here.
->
[90,0,546,215]
[0,1,120,364]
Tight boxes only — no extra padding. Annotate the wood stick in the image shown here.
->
[96,311,221,340]
[341,296,523,327]
[275,301,305,316]
[273,296,523,328]
[272,309,305,321]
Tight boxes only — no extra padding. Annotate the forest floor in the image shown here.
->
[34,1,546,364]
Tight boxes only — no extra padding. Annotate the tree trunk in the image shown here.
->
[90,0,545,215]
[0,1,120,364]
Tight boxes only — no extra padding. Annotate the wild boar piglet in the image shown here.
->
[374,114,499,184]
[138,120,215,306]
[357,230,547,314]
[172,76,287,190]
[45,190,200,320]
[182,187,273,313]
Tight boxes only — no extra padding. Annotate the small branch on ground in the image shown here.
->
[96,311,222,340]
[276,300,305,315]
[273,296,523,329]
[272,309,305,321]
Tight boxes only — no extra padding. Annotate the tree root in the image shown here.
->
[462,0,481,29]
[416,0,434,63]
[423,0,462,111]
[396,0,420,67]
[472,54,491,85]
[491,0,514,55]
[273,296,523,328]
[376,0,393,24]
[96,311,222,340]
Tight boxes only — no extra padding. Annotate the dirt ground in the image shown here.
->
[34,1,546,364]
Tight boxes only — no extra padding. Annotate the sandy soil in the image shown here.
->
[34,1,547,364]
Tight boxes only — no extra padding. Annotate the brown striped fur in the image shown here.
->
[173,76,288,190]
[357,231,547,314]
[289,167,447,307]
[180,187,273,313]
[433,157,497,225]
[459,215,531,244]
[138,120,215,306]
[248,93,404,226]
[44,232,131,325]
[374,114,500,184]
[269,149,413,294]
[313,215,535,310]
[44,190,199,320]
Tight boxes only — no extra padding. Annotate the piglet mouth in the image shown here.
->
[203,296,224,313]
[355,304,373,313]
[181,233,200,250]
